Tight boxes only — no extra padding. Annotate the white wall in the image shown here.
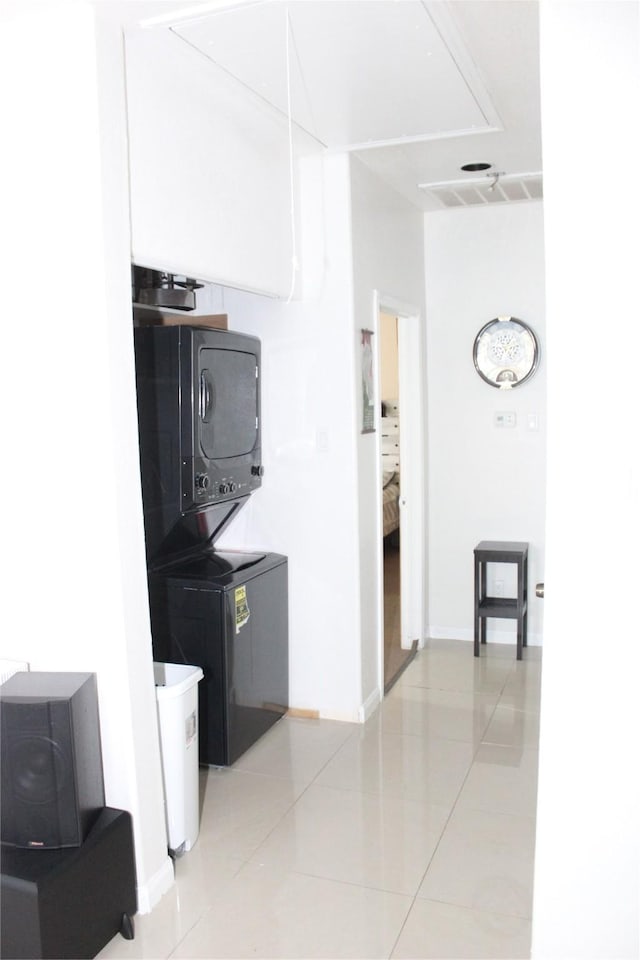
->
[212,154,365,721]
[350,157,427,706]
[0,1,172,912]
[424,202,547,644]
[205,153,427,721]
[532,2,640,956]
[379,313,399,403]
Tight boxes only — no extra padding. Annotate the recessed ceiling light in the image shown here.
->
[461,162,492,172]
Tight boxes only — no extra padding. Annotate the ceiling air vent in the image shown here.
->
[419,172,543,209]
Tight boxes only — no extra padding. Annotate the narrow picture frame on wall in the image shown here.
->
[361,329,375,434]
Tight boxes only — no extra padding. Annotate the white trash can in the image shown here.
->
[153,662,204,857]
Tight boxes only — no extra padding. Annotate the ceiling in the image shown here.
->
[124,0,542,212]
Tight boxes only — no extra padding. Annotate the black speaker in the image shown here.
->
[0,672,105,849]
[1,807,137,959]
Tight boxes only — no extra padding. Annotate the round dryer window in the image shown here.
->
[473,316,539,388]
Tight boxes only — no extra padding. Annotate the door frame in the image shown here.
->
[373,291,426,694]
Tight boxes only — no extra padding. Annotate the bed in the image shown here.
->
[382,470,401,537]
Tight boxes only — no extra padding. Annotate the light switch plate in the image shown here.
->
[494,411,516,428]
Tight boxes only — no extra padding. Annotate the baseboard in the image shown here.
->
[427,626,543,647]
[135,855,174,915]
[359,687,382,723]
[288,705,365,723]
[427,626,474,642]
[287,707,320,720]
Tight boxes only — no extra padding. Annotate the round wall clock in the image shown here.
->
[473,316,539,389]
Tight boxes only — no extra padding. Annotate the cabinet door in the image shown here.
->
[126,26,293,297]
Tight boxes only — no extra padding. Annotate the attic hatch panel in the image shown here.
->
[172,0,495,149]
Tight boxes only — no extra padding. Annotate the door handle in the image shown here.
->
[536,582,545,598]
[199,370,213,423]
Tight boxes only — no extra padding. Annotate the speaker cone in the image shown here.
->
[10,736,67,805]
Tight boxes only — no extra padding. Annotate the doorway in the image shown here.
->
[375,295,426,695]
[379,312,409,689]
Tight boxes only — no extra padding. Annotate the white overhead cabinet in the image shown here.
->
[125,24,295,298]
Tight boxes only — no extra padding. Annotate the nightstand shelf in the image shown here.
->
[474,541,529,660]
[478,597,520,618]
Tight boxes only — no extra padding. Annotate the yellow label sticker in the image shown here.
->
[235,585,250,634]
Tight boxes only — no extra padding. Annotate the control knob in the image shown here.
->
[219,483,229,495]
[195,473,210,490]
[251,465,265,477]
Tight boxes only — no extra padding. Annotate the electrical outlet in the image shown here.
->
[316,429,329,453]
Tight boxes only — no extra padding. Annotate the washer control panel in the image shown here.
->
[185,459,263,508]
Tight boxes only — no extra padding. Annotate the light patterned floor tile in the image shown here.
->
[391,898,532,959]
[197,767,307,859]
[232,716,356,783]
[315,725,474,807]
[380,683,498,744]
[417,806,536,917]
[249,782,449,895]
[171,862,412,959]
[99,641,541,960]
[455,743,539,817]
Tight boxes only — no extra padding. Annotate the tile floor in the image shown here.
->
[98,639,541,959]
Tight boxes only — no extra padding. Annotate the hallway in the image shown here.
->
[99,639,541,959]
[383,539,416,692]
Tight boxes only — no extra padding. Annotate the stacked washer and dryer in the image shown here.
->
[134,324,288,766]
